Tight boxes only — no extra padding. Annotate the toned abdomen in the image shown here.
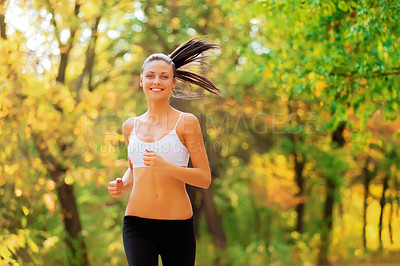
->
[125,167,193,219]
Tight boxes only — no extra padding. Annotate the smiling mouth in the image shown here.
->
[150,88,164,92]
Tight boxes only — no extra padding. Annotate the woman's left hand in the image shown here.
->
[143,149,170,170]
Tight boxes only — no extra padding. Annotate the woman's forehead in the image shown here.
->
[143,60,173,73]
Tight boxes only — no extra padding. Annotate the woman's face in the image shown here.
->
[140,60,176,100]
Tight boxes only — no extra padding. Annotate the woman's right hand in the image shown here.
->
[108,178,124,197]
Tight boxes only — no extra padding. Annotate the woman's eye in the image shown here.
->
[147,75,153,78]
[162,76,168,79]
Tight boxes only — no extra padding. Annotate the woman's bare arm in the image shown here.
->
[108,120,135,197]
[169,114,211,188]
[121,119,135,191]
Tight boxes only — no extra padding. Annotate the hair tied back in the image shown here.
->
[168,37,222,98]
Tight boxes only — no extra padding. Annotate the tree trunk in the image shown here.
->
[318,180,335,266]
[37,2,89,263]
[186,184,202,237]
[202,185,227,250]
[388,201,394,245]
[294,151,305,233]
[0,13,6,40]
[32,132,89,265]
[317,121,346,266]
[287,101,306,234]
[56,182,88,265]
[362,157,372,250]
[378,174,389,252]
[198,112,227,251]
[55,5,90,265]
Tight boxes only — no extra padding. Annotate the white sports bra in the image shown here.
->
[127,113,190,168]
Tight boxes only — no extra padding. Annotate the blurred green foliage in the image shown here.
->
[1,0,400,265]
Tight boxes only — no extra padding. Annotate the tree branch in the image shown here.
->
[143,0,171,54]
[87,15,101,92]
[44,0,61,45]
[148,26,171,54]
[31,130,67,184]
[372,67,400,77]
[74,13,102,101]
[91,69,139,90]
[0,13,6,40]
[55,0,81,83]
[328,66,400,78]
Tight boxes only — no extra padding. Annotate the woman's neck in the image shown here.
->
[145,100,174,123]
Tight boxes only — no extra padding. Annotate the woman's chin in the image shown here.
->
[145,92,171,100]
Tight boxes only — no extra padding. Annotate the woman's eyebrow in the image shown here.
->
[145,71,170,74]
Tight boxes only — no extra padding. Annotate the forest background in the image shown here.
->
[1,0,400,265]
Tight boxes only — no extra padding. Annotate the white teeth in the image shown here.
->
[151,89,162,92]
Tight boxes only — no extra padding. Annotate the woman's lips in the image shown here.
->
[150,88,164,92]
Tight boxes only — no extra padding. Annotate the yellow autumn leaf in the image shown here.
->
[22,206,29,216]
[43,236,59,249]
[46,180,55,191]
[27,238,39,253]
[171,17,181,29]
[64,176,74,185]
[43,193,55,212]
[84,152,93,162]
[315,80,327,97]
[15,188,22,197]
[264,69,272,78]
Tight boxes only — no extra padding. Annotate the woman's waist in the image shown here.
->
[123,215,194,226]
[125,194,193,219]
[124,208,193,220]
[128,186,190,202]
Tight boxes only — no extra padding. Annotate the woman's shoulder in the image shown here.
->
[179,111,197,120]
[178,112,201,134]
[179,112,199,123]
[122,116,140,135]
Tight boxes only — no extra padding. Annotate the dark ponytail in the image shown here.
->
[142,37,222,99]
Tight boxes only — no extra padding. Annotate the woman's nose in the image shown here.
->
[153,76,161,84]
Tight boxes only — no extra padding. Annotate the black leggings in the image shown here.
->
[122,215,196,266]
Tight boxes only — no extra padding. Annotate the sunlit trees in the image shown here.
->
[1,0,400,265]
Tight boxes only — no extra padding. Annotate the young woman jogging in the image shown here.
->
[108,38,221,266]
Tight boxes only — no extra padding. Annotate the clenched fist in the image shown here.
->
[108,178,124,198]
[143,149,170,170]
